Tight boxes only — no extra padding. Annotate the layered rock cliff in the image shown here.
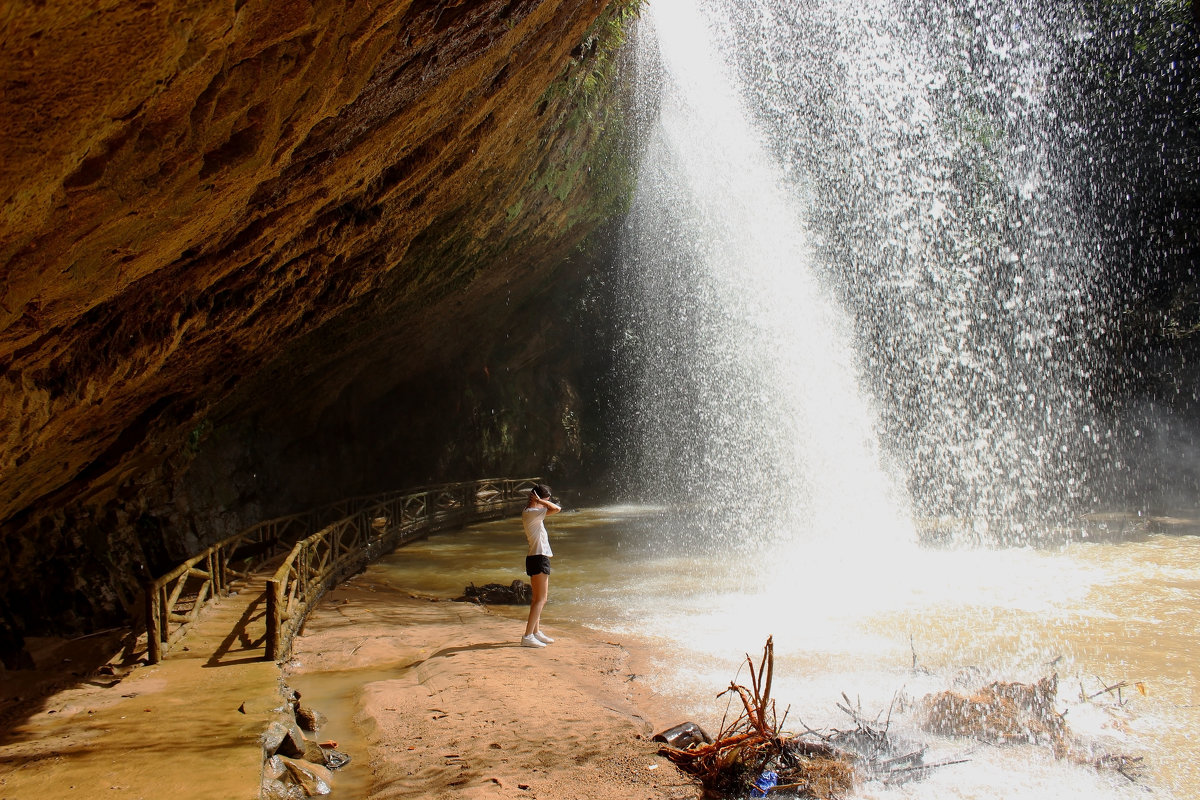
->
[0,0,640,663]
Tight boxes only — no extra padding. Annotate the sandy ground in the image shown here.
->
[286,569,704,800]
[0,571,708,799]
[0,584,283,800]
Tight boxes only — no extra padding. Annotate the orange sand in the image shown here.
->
[0,600,282,799]
[286,569,701,799]
[0,571,704,799]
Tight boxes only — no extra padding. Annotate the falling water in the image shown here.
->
[599,3,1199,794]
[279,3,1196,797]
[619,0,1112,543]
[618,0,914,553]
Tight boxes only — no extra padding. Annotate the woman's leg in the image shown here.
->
[524,572,549,636]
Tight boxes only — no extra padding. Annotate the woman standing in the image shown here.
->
[521,484,561,648]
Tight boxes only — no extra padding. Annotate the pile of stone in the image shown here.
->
[260,689,350,799]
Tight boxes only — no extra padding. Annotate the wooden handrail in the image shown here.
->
[144,477,539,663]
[265,477,538,661]
[143,512,312,663]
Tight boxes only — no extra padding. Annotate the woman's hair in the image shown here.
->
[533,483,552,499]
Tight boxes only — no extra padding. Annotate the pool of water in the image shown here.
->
[370,505,1199,799]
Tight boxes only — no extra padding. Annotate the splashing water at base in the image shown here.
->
[374,511,1200,800]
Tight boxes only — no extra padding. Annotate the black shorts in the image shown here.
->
[525,555,552,576]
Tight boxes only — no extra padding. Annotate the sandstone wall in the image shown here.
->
[0,0,640,659]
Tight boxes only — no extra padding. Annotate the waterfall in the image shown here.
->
[619,0,1107,545]
[618,0,914,551]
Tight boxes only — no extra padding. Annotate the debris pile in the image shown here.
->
[813,693,967,787]
[454,580,532,605]
[655,637,1147,797]
[921,672,1145,783]
[921,674,1068,755]
[656,637,857,798]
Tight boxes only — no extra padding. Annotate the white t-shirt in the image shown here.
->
[522,507,553,556]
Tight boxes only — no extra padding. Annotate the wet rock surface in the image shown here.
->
[263,719,310,760]
[263,686,351,797]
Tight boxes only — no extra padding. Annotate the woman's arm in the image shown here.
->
[531,493,562,514]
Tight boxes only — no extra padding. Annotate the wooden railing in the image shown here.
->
[143,510,320,664]
[142,477,539,664]
[265,477,538,661]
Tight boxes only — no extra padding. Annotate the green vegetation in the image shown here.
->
[541,0,643,124]
[528,0,643,223]
[186,417,213,455]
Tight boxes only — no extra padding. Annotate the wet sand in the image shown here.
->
[0,568,702,800]
[0,592,283,800]
[285,567,702,800]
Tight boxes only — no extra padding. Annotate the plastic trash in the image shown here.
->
[651,721,712,749]
[319,744,352,770]
[749,770,778,798]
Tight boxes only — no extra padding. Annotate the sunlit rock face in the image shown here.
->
[0,0,635,655]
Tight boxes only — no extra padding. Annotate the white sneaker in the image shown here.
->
[533,631,554,644]
[521,634,546,648]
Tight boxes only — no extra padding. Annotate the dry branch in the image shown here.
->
[658,637,978,797]
[659,637,856,798]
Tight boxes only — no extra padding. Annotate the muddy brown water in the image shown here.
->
[289,506,1199,799]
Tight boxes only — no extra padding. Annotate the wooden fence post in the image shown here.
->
[265,578,281,662]
[206,551,217,597]
[158,584,169,647]
[144,578,161,665]
[214,547,225,596]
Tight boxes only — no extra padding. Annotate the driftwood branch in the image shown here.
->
[761,635,774,722]
[658,638,991,797]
